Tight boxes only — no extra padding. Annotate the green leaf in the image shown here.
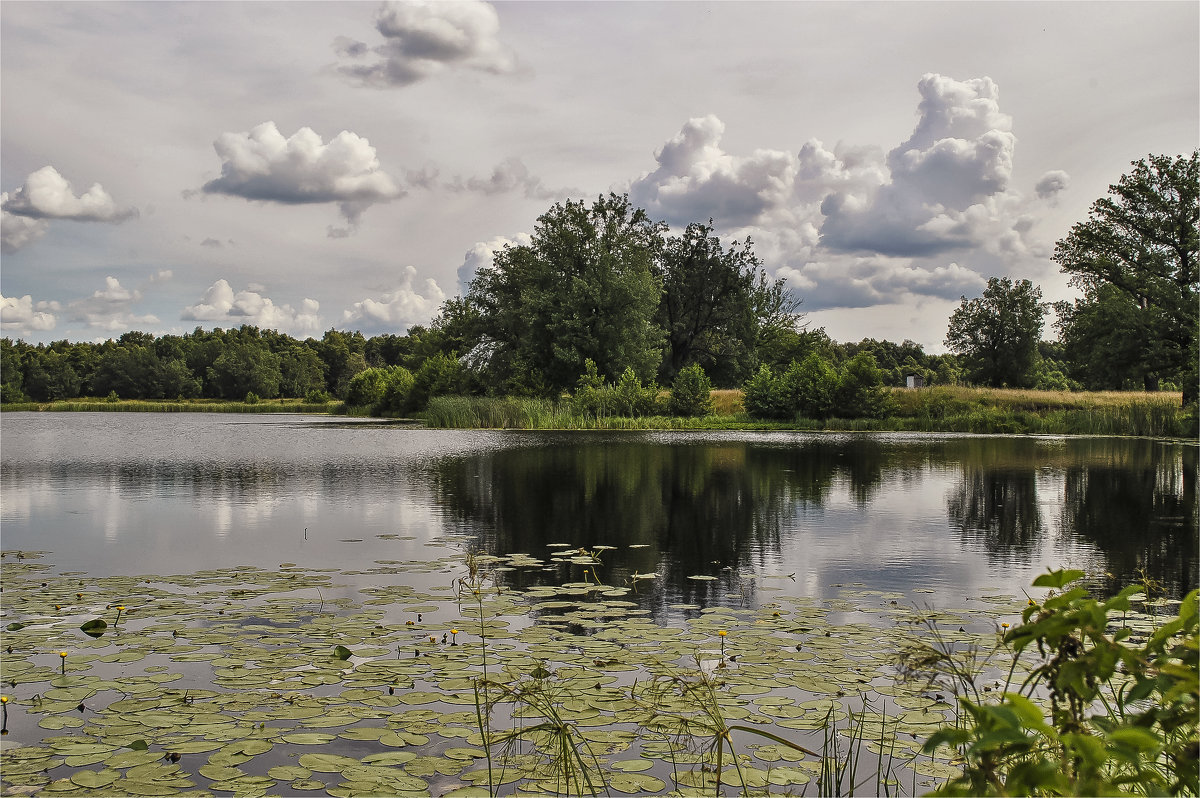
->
[128,740,149,751]
[1032,568,1085,589]
[80,618,108,638]
[332,645,352,660]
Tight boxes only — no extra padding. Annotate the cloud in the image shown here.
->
[2,167,136,253]
[2,166,137,222]
[66,276,159,332]
[342,265,446,332]
[776,259,987,311]
[336,0,516,88]
[819,74,1022,257]
[1,294,58,335]
[629,115,798,227]
[1,196,50,253]
[1035,170,1070,200]
[183,279,322,335]
[458,157,564,200]
[456,232,533,291]
[199,122,403,231]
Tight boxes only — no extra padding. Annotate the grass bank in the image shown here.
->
[0,397,340,414]
[424,386,1196,438]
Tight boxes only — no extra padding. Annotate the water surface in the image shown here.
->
[2,413,1194,609]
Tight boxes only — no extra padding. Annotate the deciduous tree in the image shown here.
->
[1052,152,1199,401]
[945,277,1045,388]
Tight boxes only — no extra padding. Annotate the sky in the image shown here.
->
[1,1,1197,351]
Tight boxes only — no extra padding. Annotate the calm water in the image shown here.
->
[1,413,1194,607]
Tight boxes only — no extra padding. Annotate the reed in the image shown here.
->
[1,398,338,414]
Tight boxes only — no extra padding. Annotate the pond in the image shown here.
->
[0,413,1195,796]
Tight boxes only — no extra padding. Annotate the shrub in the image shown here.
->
[243,391,260,405]
[572,359,612,418]
[304,388,333,404]
[835,352,892,419]
[916,569,1198,796]
[787,353,838,420]
[411,353,465,411]
[345,367,391,408]
[667,364,714,417]
[377,367,416,416]
[612,367,662,417]
[742,365,788,420]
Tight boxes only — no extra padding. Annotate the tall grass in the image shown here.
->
[1,399,339,414]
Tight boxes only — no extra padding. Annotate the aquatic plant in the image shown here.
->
[917,569,1199,796]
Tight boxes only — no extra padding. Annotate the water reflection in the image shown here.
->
[429,434,1197,600]
[1,415,1195,604]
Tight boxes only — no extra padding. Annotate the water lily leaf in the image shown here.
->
[282,733,338,745]
[7,622,28,631]
[608,772,667,794]
[69,770,120,789]
[80,618,108,637]
[332,645,352,660]
[289,780,327,791]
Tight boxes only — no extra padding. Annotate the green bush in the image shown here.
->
[612,367,662,417]
[377,366,416,416]
[742,364,789,419]
[345,367,391,408]
[571,361,662,418]
[917,569,1198,796]
[304,388,333,404]
[835,352,892,419]
[243,391,260,405]
[787,353,838,420]
[667,364,714,417]
[411,353,464,411]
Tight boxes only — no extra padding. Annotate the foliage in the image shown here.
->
[919,569,1198,796]
[464,193,666,395]
[945,277,1046,388]
[654,221,801,385]
[834,352,893,419]
[742,352,889,421]
[1053,152,1199,402]
[570,360,662,418]
[344,367,391,408]
[667,363,714,417]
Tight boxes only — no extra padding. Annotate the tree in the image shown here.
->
[207,340,282,399]
[465,194,665,395]
[945,277,1045,388]
[667,363,714,417]
[1052,152,1199,402]
[654,222,799,385]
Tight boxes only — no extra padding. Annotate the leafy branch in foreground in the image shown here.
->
[916,569,1198,796]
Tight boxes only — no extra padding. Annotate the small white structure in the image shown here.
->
[905,375,926,389]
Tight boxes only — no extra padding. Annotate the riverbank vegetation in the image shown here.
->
[3,153,1195,432]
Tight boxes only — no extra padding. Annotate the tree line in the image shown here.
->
[2,152,1195,413]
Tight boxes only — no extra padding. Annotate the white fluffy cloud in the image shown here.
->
[819,74,1022,256]
[342,265,447,333]
[66,276,159,332]
[336,0,515,87]
[629,74,1069,315]
[1,167,136,252]
[1,294,58,335]
[3,166,135,222]
[183,279,322,335]
[200,122,402,233]
[630,115,797,228]
[456,232,533,291]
